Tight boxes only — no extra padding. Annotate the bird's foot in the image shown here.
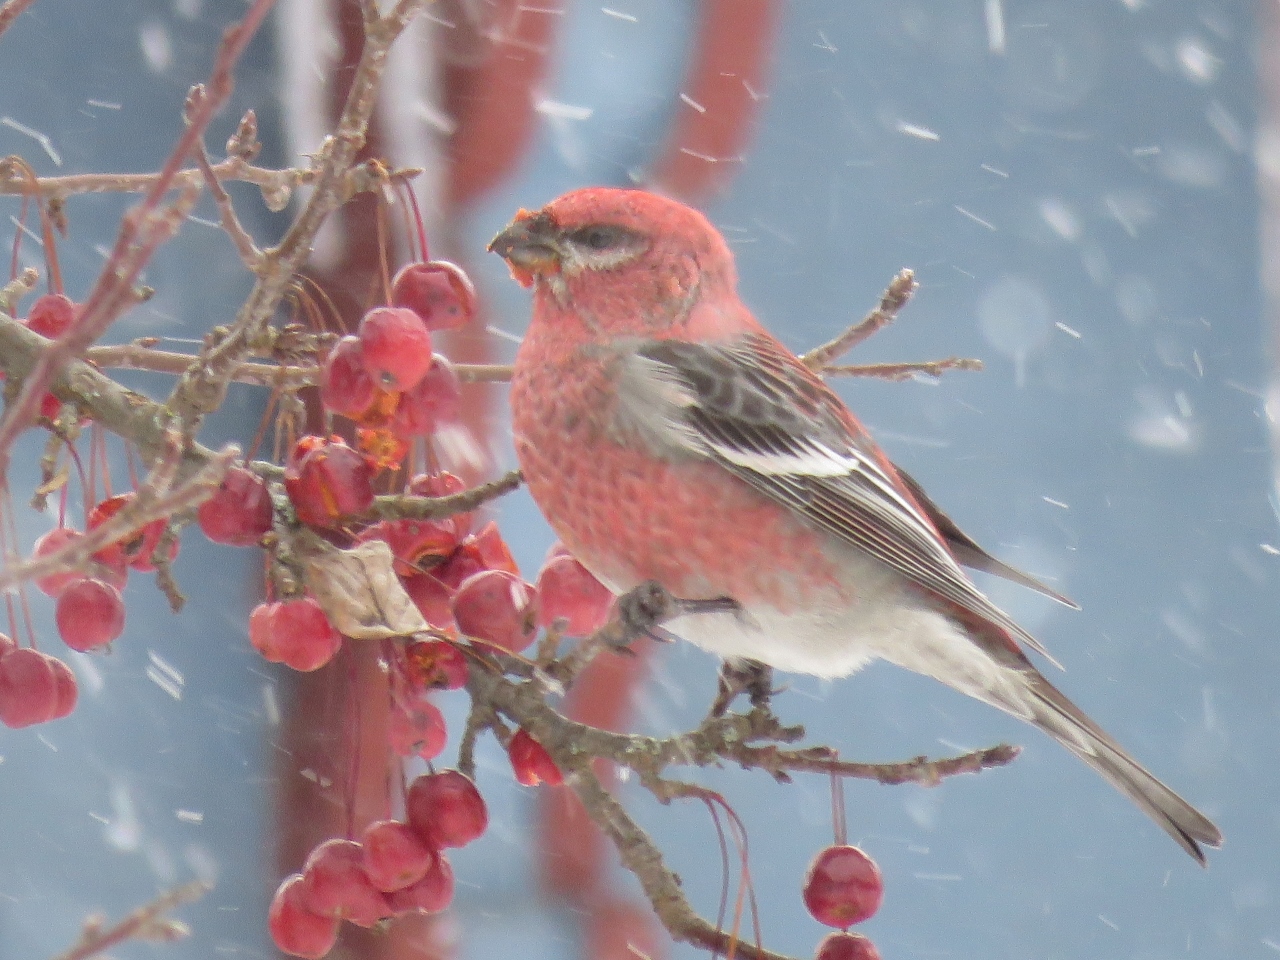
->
[598,580,741,654]
[710,658,777,718]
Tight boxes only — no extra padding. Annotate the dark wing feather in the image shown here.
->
[620,335,1062,665]
[893,466,1079,609]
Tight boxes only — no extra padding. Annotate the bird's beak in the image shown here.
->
[488,210,562,289]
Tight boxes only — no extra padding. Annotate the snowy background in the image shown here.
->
[0,1,1273,959]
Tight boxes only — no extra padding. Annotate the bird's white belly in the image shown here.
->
[663,545,1034,716]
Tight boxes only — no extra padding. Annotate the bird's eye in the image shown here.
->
[573,226,625,251]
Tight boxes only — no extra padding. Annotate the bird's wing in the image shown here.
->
[892,465,1078,609]
[614,333,1061,666]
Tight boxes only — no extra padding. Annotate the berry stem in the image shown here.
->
[402,183,429,264]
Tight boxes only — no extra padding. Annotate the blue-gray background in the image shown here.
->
[1,1,1273,959]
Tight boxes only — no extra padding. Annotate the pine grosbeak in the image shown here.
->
[490,187,1221,863]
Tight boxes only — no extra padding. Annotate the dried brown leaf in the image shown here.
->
[297,533,428,639]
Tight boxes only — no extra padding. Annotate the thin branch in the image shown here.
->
[0,156,422,211]
[163,0,432,435]
[824,356,983,381]
[49,881,209,960]
[0,316,221,479]
[468,662,800,960]
[0,436,238,592]
[465,652,1018,960]
[801,268,918,371]
[370,471,523,520]
[192,127,262,269]
[86,345,512,388]
[0,0,278,471]
[716,739,1021,786]
[570,762,797,960]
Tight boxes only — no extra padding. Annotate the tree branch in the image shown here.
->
[49,881,209,960]
[162,0,432,436]
[0,435,237,592]
[824,356,983,381]
[801,269,918,371]
[0,0,278,470]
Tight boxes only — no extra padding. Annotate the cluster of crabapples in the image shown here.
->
[7,262,888,959]
[269,769,482,958]
[223,262,609,955]
[5,259,614,951]
[4,490,177,728]
[804,845,885,960]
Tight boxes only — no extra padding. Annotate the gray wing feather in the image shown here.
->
[614,336,1063,667]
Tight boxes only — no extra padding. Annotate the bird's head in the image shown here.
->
[488,188,737,324]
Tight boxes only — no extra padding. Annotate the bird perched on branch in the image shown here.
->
[489,186,1222,863]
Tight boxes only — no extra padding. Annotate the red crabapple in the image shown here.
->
[386,852,454,915]
[285,436,374,528]
[388,701,448,761]
[320,335,378,419]
[451,569,537,652]
[360,820,435,892]
[536,554,613,636]
[25,293,77,339]
[87,493,177,572]
[802,845,883,929]
[406,769,488,850]
[404,639,467,691]
[32,527,85,597]
[814,932,881,960]
[269,874,340,959]
[0,648,59,727]
[400,575,456,632]
[55,578,125,651]
[389,356,461,438]
[358,307,433,391]
[248,598,342,672]
[358,518,458,577]
[300,839,393,927]
[471,521,518,574]
[198,465,274,546]
[508,728,563,786]
[390,261,476,332]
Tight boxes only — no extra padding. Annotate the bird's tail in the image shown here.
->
[1021,672,1222,864]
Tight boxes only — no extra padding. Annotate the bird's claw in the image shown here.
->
[599,580,741,652]
[710,658,777,718]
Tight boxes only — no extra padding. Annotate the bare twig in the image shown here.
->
[86,344,512,388]
[801,268,918,371]
[824,356,984,381]
[0,316,221,478]
[370,471,523,520]
[0,266,38,315]
[0,157,422,213]
[164,0,433,435]
[468,662,799,960]
[192,121,262,269]
[466,653,1017,960]
[0,0,278,471]
[0,435,238,592]
[49,880,209,960]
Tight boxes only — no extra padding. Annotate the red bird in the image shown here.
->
[490,187,1222,863]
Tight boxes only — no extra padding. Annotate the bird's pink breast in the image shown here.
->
[511,344,844,612]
